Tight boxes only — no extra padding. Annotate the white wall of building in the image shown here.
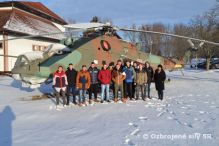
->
[0,35,55,71]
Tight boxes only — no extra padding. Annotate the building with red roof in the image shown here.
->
[0,1,67,71]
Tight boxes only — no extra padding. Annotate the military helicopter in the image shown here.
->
[0,22,219,88]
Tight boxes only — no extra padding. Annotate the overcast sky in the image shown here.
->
[1,0,218,26]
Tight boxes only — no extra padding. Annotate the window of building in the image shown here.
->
[32,45,47,51]
[0,43,3,49]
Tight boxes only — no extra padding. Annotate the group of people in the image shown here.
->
[52,60,166,108]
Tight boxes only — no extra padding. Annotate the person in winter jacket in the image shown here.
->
[112,64,126,102]
[76,65,91,106]
[123,61,136,100]
[53,66,68,107]
[154,64,166,100]
[134,64,148,100]
[117,59,124,69]
[98,63,111,103]
[108,62,115,100]
[132,61,139,99]
[88,62,99,104]
[144,61,154,99]
[65,63,77,105]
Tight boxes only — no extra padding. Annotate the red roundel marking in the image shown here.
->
[100,40,111,51]
[103,41,109,49]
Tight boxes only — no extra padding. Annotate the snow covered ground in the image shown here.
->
[0,69,219,146]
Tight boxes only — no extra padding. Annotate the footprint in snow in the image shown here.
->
[167,116,173,120]
[194,118,199,121]
[200,119,207,123]
[199,111,206,114]
[128,122,138,127]
[183,122,193,128]
[124,138,135,145]
[157,111,165,117]
[181,106,188,109]
[138,116,148,121]
[130,128,140,136]
[156,107,163,111]
[145,105,149,108]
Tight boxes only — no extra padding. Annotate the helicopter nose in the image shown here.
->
[12,55,29,74]
[12,51,44,73]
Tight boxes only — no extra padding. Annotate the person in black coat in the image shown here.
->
[154,64,166,100]
[65,63,77,105]
[144,61,154,99]
[88,62,100,104]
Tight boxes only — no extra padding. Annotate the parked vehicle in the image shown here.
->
[197,58,219,69]
[190,58,205,68]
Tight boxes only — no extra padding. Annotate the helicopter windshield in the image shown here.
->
[44,44,71,56]
[14,55,29,67]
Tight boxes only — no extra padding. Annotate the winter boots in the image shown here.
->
[122,97,126,103]
[114,97,118,103]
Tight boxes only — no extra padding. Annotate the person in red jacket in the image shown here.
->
[98,63,111,103]
[53,66,68,107]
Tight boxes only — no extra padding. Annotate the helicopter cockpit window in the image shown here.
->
[14,56,29,67]
[44,44,71,56]
[54,50,71,55]
[20,56,29,65]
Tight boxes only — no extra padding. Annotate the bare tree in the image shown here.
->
[191,8,218,70]
[124,24,138,44]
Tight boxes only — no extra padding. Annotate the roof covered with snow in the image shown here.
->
[0,1,67,25]
[0,10,12,31]
[0,9,65,40]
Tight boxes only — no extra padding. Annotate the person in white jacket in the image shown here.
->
[53,66,68,107]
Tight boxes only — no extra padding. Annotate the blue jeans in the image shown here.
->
[67,86,77,104]
[79,89,86,103]
[101,84,110,101]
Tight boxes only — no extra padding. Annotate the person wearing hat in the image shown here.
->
[65,63,78,105]
[53,66,68,108]
[98,63,112,103]
[76,65,91,106]
[154,64,166,100]
[144,61,154,99]
[88,62,100,104]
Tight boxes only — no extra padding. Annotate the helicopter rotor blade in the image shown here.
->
[118,28,219,47]
[0,29,82,42]
[0,54,18,58]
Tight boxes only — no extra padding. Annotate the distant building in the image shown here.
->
[0,1,67,71]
